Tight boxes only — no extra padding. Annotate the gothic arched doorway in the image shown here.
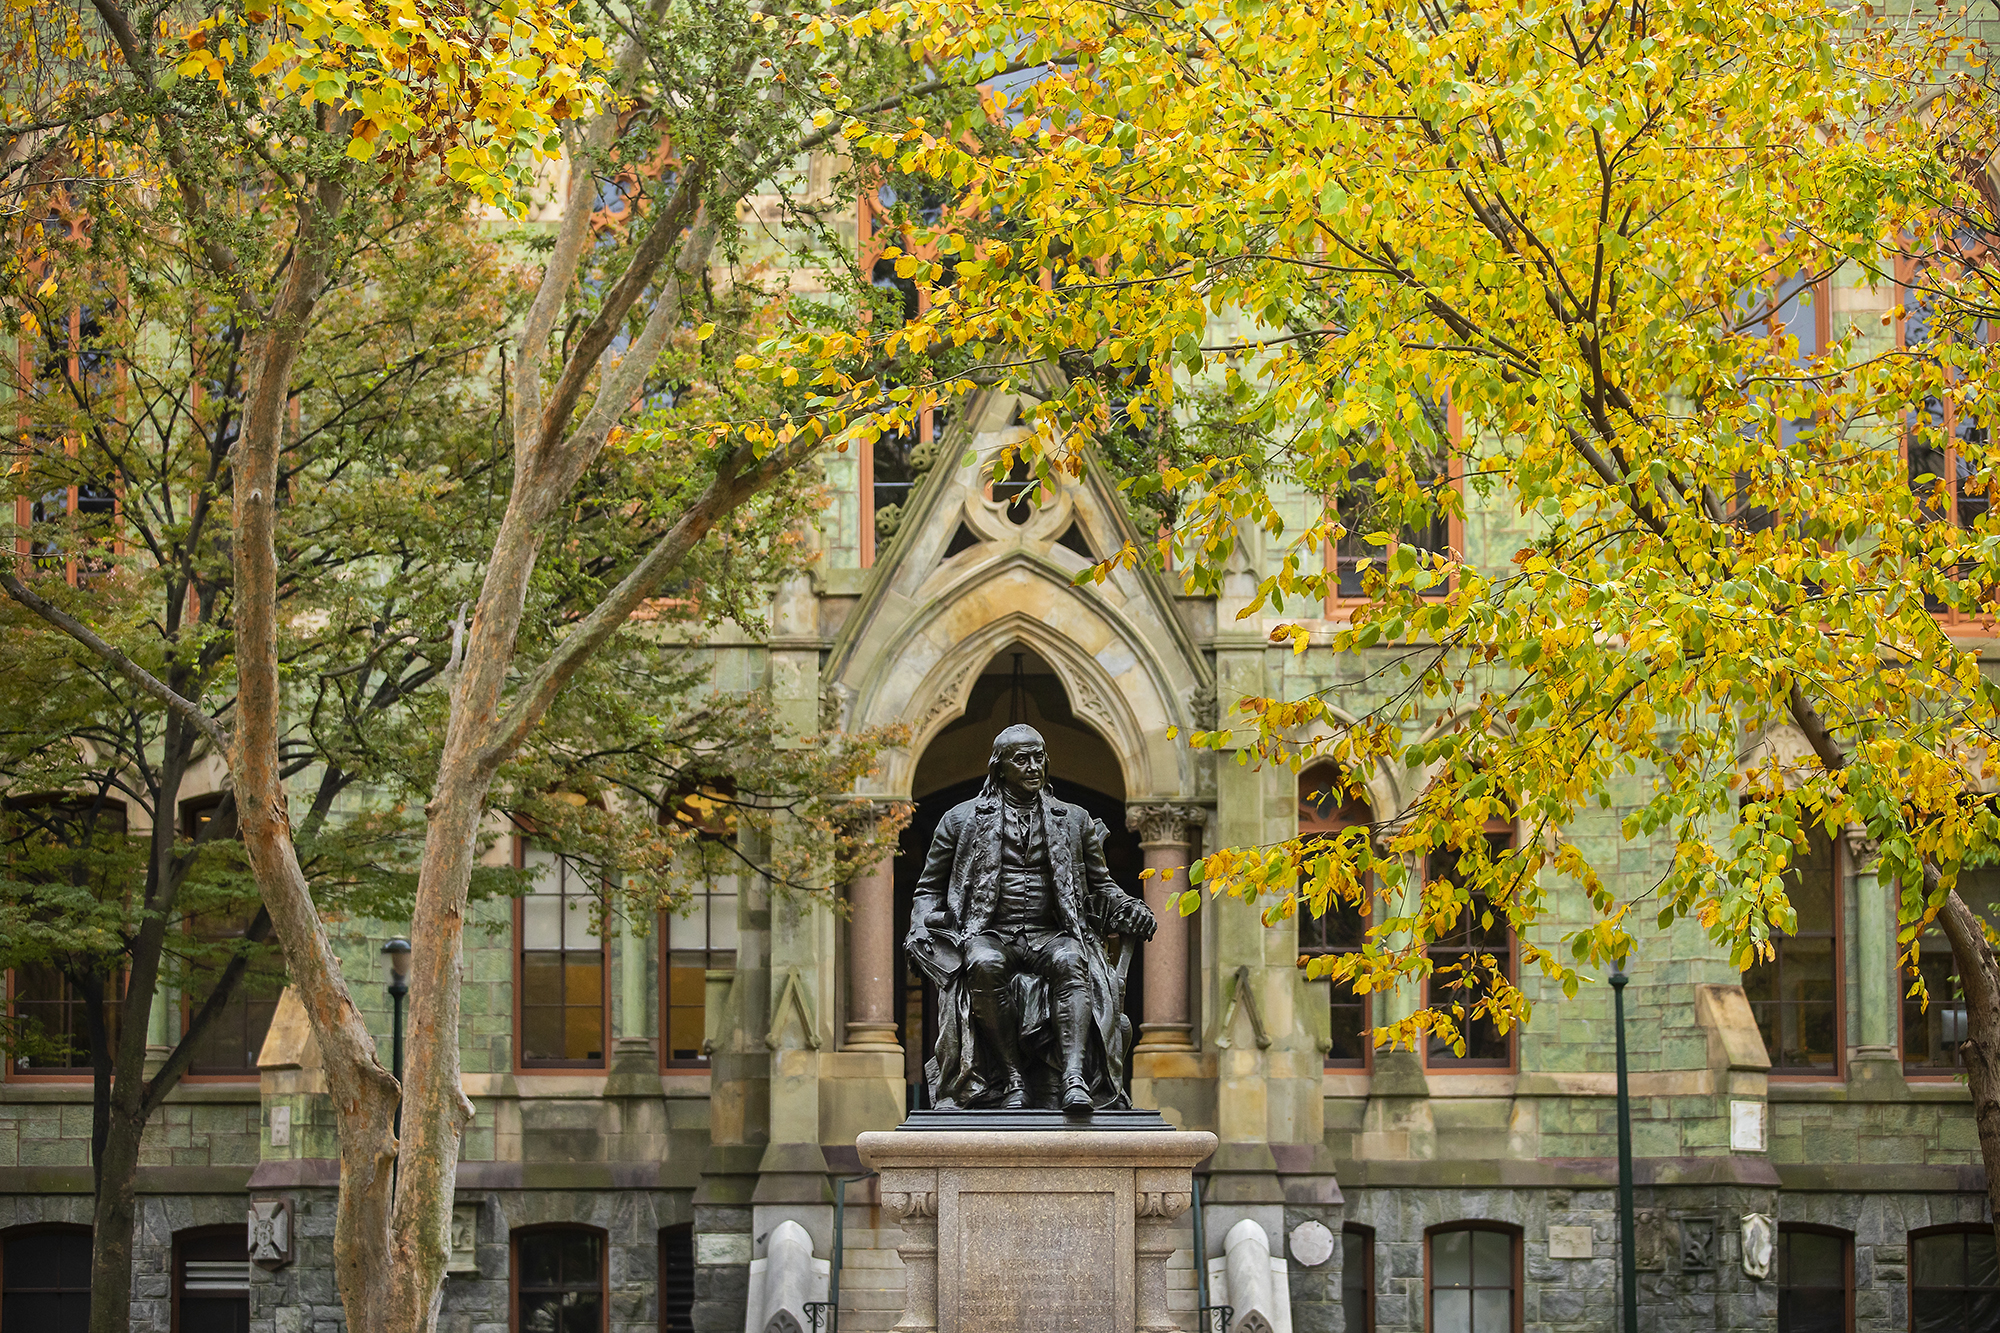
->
[890,646,1145,1105]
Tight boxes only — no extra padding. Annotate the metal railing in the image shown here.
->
[1196,1305,1235,1333]
[804,1301,835,1332]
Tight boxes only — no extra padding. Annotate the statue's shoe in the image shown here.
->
[1061,1081,1092,1116]
[1001,1081,1029,1110]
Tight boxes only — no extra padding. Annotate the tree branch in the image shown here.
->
[1,571,231,753]
[481,433,816,765]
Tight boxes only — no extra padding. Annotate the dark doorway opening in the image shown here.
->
[891,648,1143,1107]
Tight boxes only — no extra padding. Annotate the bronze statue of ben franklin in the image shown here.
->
[905,724,1158,1113]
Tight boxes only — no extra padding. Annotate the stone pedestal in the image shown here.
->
[857,1126,1218,1333]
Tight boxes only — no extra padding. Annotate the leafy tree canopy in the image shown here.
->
[756,0,2000,1066]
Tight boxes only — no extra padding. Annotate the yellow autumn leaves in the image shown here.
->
[172,0,606,210]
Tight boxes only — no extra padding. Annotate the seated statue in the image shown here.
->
[904,724,1158,1113]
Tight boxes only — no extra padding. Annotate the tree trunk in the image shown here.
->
[1935,888,2000,1257]
[84,1109,145,1333]
[228,149,404,1333]
[80,714,191,1333]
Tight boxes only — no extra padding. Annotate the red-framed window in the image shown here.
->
[660,871,738,1069]
[1742,824,1842,1077]
[0,1223,92,1332]
[1763,269,1831,451]
[1901,860,2000,1077]
[1731,268,1833,532]
[1897,251,1998,627]
[1296,764,1372,1070]
[13,206,124,587]
[3,795,130,1080]
[659,789,740,1070]
[514,843,608,1072]
[856,189,956,567]
[176,795,281,1078]
[1776,1224,1852,1333]
[1425,1222,1519,1333]
[1325,395,1463,615]
[1424,827,1516,1071]
[1909,1224,2000,1331]
[512,1225,606,1333]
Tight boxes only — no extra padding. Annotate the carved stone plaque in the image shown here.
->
[1547,1225,1594,1260]
[955,1190,1119,1333]
[248,1199,291,1268]
[1634,1209,1668,1271]
[1681,1217,1717,1272]
[447,1203,481,1275]
[860,1127,1211,1333]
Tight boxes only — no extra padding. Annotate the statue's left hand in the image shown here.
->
[1110,894,1158,941]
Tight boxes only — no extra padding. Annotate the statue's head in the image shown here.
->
[987,724,1048,799]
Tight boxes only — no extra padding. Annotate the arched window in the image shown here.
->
[1909,1225,1998,1332]
[1424,826,1516,1070]
[1776,1224,1851,1333]
[1297,765,1372,1069]
[514,1225,606,1333]
[0,1223,92,1332]
[1741,825,1841,1075]
[659,1223,695,1333]
[515,844,608,1071]
[173,1225,249,1333]
[1426,1223,1517,1333]
[1341,1223,1374,1333]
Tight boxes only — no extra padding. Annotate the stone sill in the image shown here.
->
[462,1071,712,1099]
[1767,1079,1970,1104]
[0,1081,260,1105]
[1323,1070,1719,1100]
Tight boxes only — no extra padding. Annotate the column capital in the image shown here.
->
[1127,802,1205,847]
[1841,823,1881,869]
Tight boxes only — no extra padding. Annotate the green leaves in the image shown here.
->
[806,0,2000,1055]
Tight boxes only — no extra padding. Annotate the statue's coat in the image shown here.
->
[910,784,1143,1110]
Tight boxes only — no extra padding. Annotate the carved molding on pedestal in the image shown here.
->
[884,1180,940,1333]
[882,1190,938,1220]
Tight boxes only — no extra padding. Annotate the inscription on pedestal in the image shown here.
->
[956,1190,1118,1333]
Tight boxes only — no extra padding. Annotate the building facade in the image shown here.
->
[3,261,1996,1333]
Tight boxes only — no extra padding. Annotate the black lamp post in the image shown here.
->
[1611,958,1638,1333]
[382,937,411,1090]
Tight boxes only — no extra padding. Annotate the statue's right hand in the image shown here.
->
[905,922,931,953]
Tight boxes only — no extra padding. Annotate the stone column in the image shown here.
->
[1844,826,1904,1090]
[1128,803,1203,1051]
[845,846,902,1051]
[143,982,174,1079]
[607,898,657,1087]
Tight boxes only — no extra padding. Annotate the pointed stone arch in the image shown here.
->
[843,562,1192,800]
[1289,702,1408,829]
[829,389,1210,803]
